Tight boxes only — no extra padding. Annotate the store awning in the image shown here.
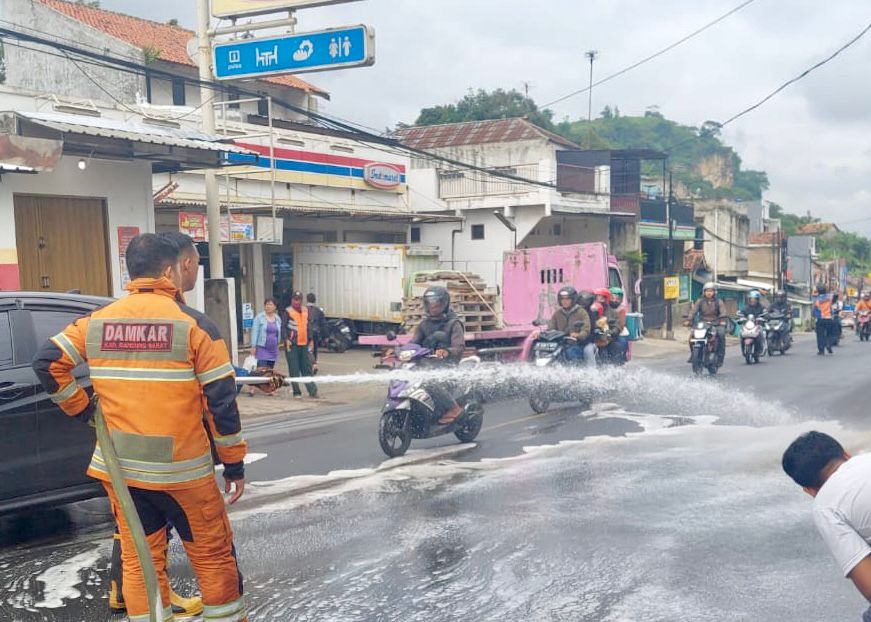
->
[736,278,776,292]
[0,162,37,174]
[5,111,254,172]
[157,192,461,223]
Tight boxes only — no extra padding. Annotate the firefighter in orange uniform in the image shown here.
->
[32,233,248,622]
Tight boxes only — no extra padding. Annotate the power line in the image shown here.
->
[0,24,560,192]
[658,18,871,157]
[540,0,759,109]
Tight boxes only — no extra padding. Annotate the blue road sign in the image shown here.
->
[213,25,374,80]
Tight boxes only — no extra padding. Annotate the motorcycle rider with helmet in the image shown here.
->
[411,286,465,424]
[684,282,727,364]
[738,290,767,357]
[739,290,767,318]
[547,286,594,366]
[769,289,794,332]
[577,290,597,321]
[607,286,629,361]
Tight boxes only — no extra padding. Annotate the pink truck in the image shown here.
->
[360,242,629,361]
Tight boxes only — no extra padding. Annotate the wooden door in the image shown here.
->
[13,195,111,296]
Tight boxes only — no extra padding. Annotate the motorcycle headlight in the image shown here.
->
[696,322,705,330]
[400,350,414,362]
[745,321,756,330]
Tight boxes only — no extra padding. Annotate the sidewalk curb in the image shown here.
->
[230,443,477,513]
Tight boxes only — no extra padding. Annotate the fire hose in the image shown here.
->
[94,402,162,622]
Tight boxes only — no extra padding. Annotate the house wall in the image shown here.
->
[695,200,749,277]
[0,156,154,296]
[4,0,146,101]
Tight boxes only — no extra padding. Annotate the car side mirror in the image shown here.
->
[386,331,397,341]
[531,319,542,327]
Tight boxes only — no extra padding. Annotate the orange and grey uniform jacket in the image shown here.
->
[32,277,247,490]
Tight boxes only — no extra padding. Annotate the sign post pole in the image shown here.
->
[197,0,224,279]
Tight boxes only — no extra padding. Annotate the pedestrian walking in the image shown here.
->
[813,284,836,355]
[306,292,327,365]
[284,291,319,398]
[32,233,248,622]
[251,297,281,370]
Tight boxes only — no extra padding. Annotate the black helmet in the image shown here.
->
[774,289,786,303]
[816,283,827,295]
[577,290,595,309]
[422,286,450,318]
[557,286,578,307]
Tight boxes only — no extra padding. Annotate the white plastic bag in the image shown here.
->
[242,355,257,373]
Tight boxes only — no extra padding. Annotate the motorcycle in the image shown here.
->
[322,318,354,353]
[378,333,484,458]
[858,310,871,341]
[593,317,628,366]
[766,311,792,355]
[737,313,767,364]
[688,320,723,376]
[526,329,593,414]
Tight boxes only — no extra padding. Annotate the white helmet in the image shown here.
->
[703,282,717,292]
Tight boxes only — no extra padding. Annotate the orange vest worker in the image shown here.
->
[33,234,248,622]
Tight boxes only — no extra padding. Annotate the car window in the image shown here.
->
[0,311,11,369]
[608,267,623,289]
[30,309,89,349]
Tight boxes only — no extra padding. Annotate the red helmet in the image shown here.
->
[593,287,612,304]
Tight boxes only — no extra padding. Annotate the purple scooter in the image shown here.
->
[379,333,484,457]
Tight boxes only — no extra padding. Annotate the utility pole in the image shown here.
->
[196,0,224,279]
[584,50,598,148]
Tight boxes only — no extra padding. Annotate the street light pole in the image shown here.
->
[584,50,598,148]
[196,0,224,279]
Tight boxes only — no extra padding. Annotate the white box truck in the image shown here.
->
[293,243,440,334]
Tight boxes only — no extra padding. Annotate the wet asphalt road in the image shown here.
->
[1,333,869,621]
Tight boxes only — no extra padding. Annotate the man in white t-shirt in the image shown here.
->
[783,431,871,620]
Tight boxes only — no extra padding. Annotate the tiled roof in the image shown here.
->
[395,118,580,150]
[37,0,328,97]
[683,248,707,273]
[796,222,839,235]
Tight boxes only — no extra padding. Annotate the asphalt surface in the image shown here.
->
[1,332,869,621]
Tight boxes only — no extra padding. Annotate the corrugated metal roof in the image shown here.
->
[16,111,253,155]
[158,192,458,222]
[396,118,579,150]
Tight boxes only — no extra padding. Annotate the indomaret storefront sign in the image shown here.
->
[227,143,406,192]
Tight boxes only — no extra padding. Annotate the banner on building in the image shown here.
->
[178,212,256,243]
[256,216,284,244]
[179,212,207,241]
[117,226,140,289]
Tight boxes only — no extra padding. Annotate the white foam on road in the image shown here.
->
[31,544,106,609]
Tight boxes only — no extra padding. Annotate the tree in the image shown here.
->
[414,88,556,130]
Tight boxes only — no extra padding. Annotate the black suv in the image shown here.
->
[0,291,111,515]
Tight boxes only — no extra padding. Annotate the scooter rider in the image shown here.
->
[739,290,767,318]
[607,286,629,361]
[685,282,727,364]
[769,289,794,331]
[411,286,465,424]
[547,286,594,366]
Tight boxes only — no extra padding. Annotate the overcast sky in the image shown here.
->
[101,0,871,236]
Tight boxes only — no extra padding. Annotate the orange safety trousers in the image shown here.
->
[103,480,247,622]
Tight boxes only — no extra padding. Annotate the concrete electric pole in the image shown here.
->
[584,50,598,148]
[196,0,224,279]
